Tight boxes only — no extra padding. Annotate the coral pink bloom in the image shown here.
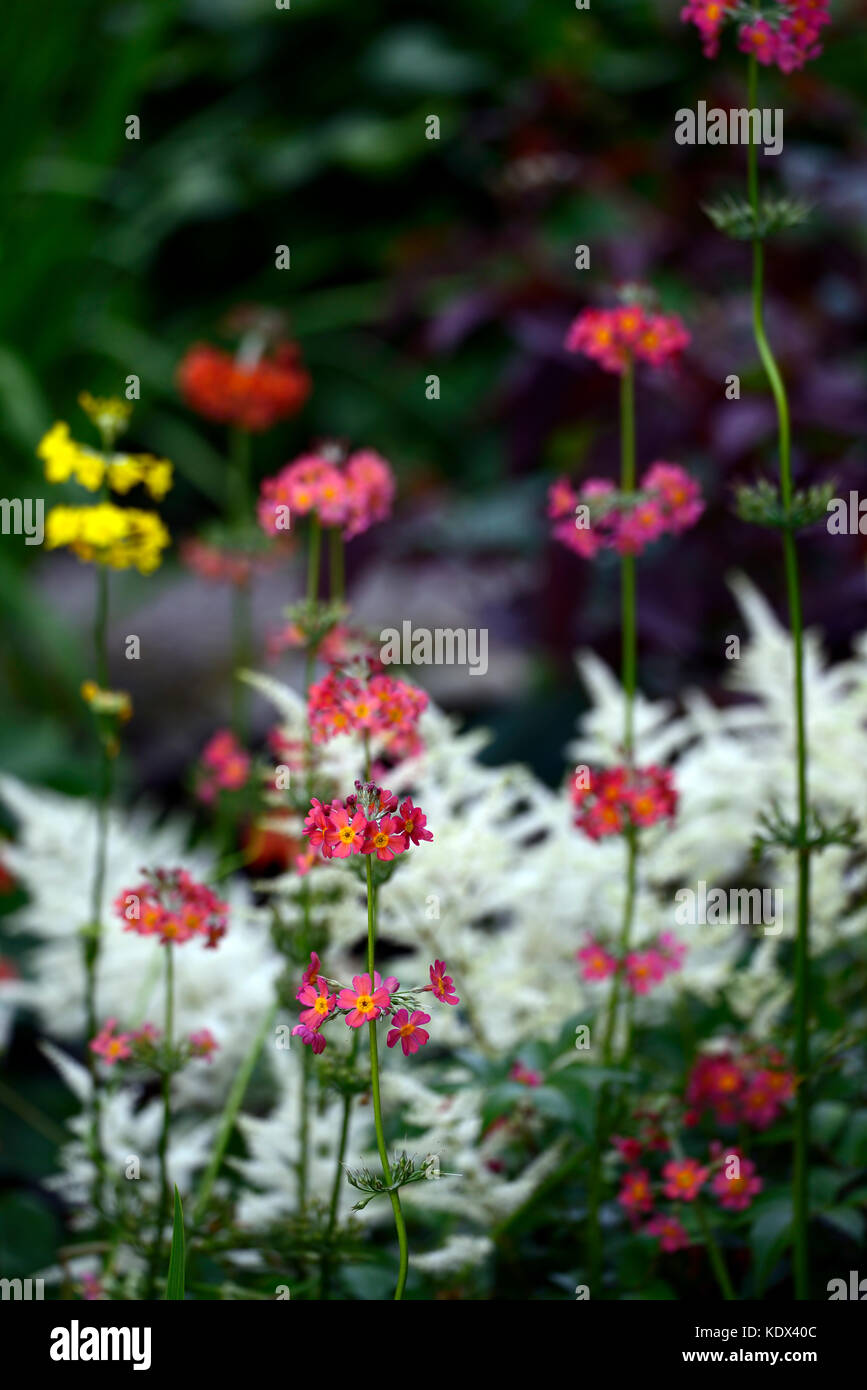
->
[189,1028,219,1060]
[90,1019,132,1065]
[386,1008,431,1056]
[645,1214,691,1253]
[398,798,433,846]
[625,950,667,995]
[293,1022,326,1053]
[662,1157,709,1201]
[577,936,618,982]
[429,959,459,1005]
[342,449,396,540]
[618,1169,654,1214]
[326,804,368,857]
[364,815,405,861]
[711,1152,763,1211]
[298,977,335,1028]
[338,972,392,1027]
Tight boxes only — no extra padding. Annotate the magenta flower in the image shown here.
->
[292,1022,327,1054]
[645,1214,691,1253]
[298,977,335,1028]
[618,1169,654,1215]
[577,935,618,982]
[386,1009,431,1057]
[397,798,434,847]
[429,959,459,1005]
[711,1151,763,1211]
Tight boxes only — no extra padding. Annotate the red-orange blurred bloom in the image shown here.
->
[177,341,311,432]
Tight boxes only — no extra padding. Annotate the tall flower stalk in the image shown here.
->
[682,0,832,1299]
[557,294,698,1291]
[365,856,409,1300]
[745,51,811,1302]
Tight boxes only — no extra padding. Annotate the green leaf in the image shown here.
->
[811,1100,849,1146]
[819,1207,864,1246]
[165,1186,186,1301]
[750,1199,792,1295]
[840,1111,867,1167]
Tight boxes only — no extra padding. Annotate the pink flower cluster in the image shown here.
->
[616,1135,763,1254]
[685,1047,795,1130]
[303,782,432,863]
[258,446,395,542]
[681,0,830,71]
[267,620,374,666]
[571,765,678,840]
[181,537,289,587]
[90,1018,219,1066]
[195,729,251,804]
[549,463,704,559]
[577,931,687,996]
[565,303,689,374]
[292,951,458,1056]
[114,868,229,949]
[308,667,428,758]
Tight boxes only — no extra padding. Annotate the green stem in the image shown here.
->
[146,944,174,1298]
[620,359,637,763]
[320,1028,361,1298]
[192,1001,278,1227]
[85,565,112,1209]
[329,526,345,602]
[365,856,409,1300]
[746,52,810,1300]
[229,428,253,740]
[297,517,322,1213]
[697,1198,736,1301]
[586,356,640,1294]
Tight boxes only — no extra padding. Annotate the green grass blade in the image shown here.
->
[165,1185,186,1300]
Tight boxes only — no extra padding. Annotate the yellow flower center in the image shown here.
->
[356,994,373,1013]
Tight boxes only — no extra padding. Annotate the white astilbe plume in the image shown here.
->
[0,776,281,1108]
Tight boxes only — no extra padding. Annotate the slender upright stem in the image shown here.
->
[320,1027,361,1298]
[297,516,322,1212]
[620,360,637,762]
[365,856,409,1300]
[746,53,811,1300]
[696,1198,736,1301]
[229,428,253,739]
[329,526,345,602]
[587,358,640,1293]
[146,944,174,1298]
[85,565,112,1208]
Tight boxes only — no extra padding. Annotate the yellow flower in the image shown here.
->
[78,392,133,446]
[46,503,171,574]
[37,422,80,484]
[80,680,133,722]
